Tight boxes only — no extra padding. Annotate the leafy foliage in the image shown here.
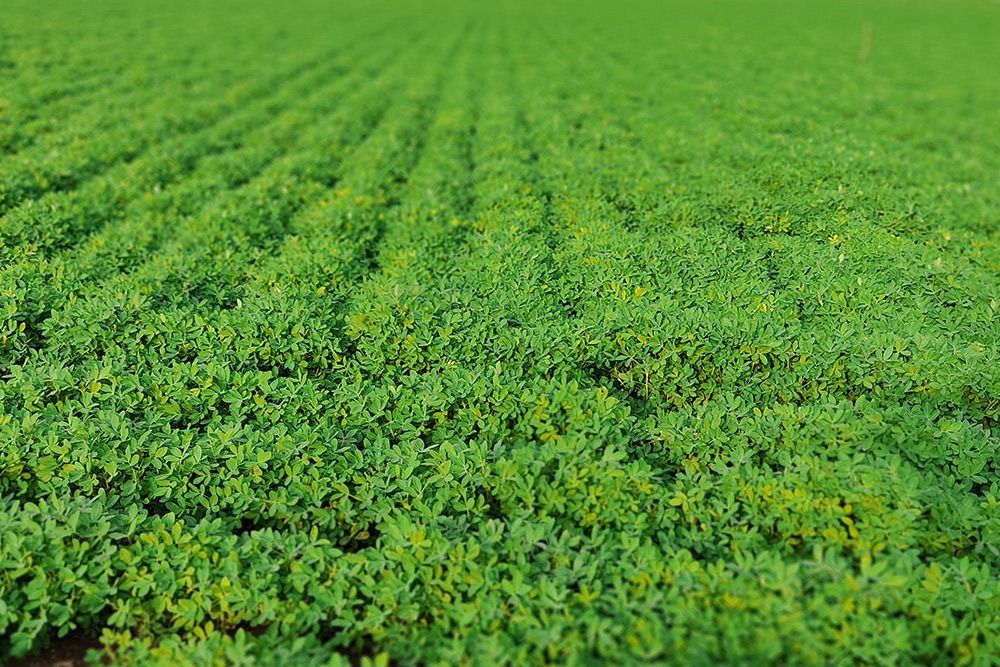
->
[1,0,998,664]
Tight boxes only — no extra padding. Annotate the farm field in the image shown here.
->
[1,0,999,664]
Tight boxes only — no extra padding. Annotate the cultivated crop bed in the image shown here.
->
[1,0,998,664]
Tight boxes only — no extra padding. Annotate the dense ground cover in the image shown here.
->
[1,0,998,664]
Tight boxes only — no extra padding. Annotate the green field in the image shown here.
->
[2,0,999,664]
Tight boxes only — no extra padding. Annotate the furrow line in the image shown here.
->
[0,21,403,261]
[0,27,432,371]
[0,19,397,217]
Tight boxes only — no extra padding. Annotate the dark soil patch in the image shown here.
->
[7,631,101,667]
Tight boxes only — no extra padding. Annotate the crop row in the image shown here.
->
[1,0,998,664]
